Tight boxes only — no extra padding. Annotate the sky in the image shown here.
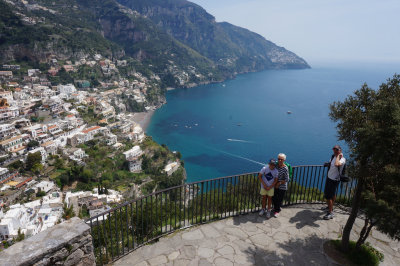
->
[190,0,400,65]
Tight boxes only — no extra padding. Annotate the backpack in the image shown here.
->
[329,154,346,174]
[276,161,293,179]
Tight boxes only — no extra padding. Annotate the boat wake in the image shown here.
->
[227,138,254,143]
[203,145,264,166]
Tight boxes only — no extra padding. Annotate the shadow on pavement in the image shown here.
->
[289,209,322,229]
[244,234,329,265]
[232,212,266,226]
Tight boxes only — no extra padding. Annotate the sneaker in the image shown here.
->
[266,210,271,219]
[323,212,334,220]
[320,206,329,211]
[273,212,279,218]
[259,209,266,216]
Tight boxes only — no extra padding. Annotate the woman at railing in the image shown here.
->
[272,153,290,217]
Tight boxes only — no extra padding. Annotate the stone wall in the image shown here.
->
[0,217,95,266]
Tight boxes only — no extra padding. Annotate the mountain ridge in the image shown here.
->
[0,0,309,93]
[116,0,310,72]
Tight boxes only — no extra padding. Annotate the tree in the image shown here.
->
[27,140,39,148]
[25,152,42,172]
[16,228,25,242]
[102,180,110,195]
[54,157,65,169]
[329,75,400,250]
[36,190,46,197]
[8,160,23,171]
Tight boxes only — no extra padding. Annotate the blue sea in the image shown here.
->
[147,62,399,183]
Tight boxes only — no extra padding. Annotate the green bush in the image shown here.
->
[331,240,384,266]
[36,190,46,197]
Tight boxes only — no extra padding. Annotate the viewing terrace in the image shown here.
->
[2,165,398,265]
[86,165,399,265]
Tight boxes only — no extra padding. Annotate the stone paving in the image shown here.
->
[113,204,400,266]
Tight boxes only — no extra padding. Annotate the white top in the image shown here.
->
[259,166,279,187]
[328,156,346,181]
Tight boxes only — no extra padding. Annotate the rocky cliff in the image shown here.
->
[117,0,310,72]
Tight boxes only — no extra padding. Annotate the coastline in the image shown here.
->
[135,66,310,134]
[131,110,155,132]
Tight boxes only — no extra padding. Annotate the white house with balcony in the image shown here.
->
[106,133,117,146]
[0,123,15,139]
[0,135,25,153]
[123,146,143,161]
[0,106,19,121]
[123,146,143,173]
[128,160,142,173]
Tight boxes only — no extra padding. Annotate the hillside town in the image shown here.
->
[0,54,183,248]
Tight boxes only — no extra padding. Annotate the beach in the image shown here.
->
[131,110,155,132]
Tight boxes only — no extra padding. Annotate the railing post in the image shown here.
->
[200,182,204,223]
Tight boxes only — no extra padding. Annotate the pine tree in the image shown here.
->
[330,74,400,250]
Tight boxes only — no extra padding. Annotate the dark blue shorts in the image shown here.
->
[324,178,339,200]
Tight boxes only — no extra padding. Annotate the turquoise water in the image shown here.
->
[147,63,399,183]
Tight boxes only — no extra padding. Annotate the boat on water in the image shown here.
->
[287,111,292,114]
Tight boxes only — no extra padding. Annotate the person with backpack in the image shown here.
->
[322,145,346,220]
[272,153,290,217]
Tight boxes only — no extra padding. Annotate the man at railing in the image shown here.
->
[258,159,278,218]
[322,145,346,220]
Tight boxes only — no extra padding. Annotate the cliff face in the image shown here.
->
[116,0,310,71]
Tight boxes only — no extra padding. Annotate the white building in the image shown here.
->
[70,148,87,160]
[0,135,24,153]
[0,123,16,139]
[81,126,102,142]
[123,146,143,161]
[106,133,117,146]
[0,106,19,121]
[28,69,40,77]
[164,162,180,176]
[0,167,10,183]
[128,160,142,173]
[32,181,55,193]
[132,125,145,143]
[0,204,29,240]
[57,84,76,95]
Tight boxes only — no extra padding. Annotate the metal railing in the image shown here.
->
[87,165,356,265]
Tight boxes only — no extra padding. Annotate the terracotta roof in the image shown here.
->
[0,135,22,145]
[11,146,26,152]
[41,141,54,147]
[82,126,101,134]
[16,177,33,189]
